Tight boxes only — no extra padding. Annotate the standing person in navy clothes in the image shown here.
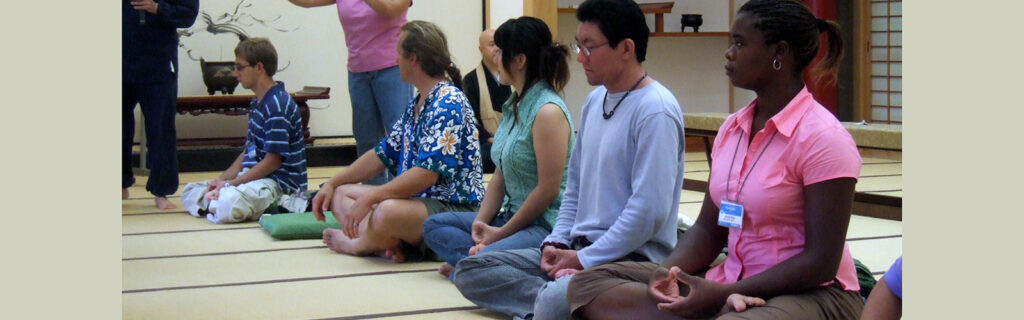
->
[123,0,199,209]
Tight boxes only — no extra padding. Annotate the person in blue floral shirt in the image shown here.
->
[312,20,484,263]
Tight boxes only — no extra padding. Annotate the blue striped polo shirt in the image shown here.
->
[243,82,308,193]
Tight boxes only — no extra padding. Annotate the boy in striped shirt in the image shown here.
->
[181,38,309,223]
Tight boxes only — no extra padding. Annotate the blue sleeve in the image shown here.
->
[261,95,296,155]
[576,112,683,268]
[155,0,199,28]
[375,118,404,172]
[411,94,465,180]
[884,256,902,299]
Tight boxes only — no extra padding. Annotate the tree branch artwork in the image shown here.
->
[178,0,299,69]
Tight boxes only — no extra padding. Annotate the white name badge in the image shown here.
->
[718,200,744,228]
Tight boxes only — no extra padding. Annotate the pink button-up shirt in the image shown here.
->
[703,87,862,292]
[336,0,408,73]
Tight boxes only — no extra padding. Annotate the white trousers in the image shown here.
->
[182,178,285,224]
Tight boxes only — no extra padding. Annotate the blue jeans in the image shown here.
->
[422,211,550,268]
[347,65,413,185]
[451,248,573,320]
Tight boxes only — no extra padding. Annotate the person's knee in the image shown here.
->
[208,188,248,223]
[421,213,447,235]
[534,276,572,320]
[329,184,359,212]
[369,199,403,226]
[453,248,540,278]
[451,252,499,289]
[180,182,209,216]
[420,215,449,252]
[567,268,607,318]
[333,184,357,199]
[569,264,614,290]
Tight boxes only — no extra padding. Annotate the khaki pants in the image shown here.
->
[568,261,864,320]
[182,178,285,224]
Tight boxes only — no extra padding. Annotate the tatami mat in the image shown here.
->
[124,248,442,292]
[684,171,711,181]
[312,137,358,146]
[123,271,480,319]
[381,308,504,319]
[859,163,902,177]
[848,237,903,278]
[124,147,901,318]
[867,190,903,197]
[123,198,187,215]
[680,189,704,203]
[123,228,323,259]
[684,161,710,172]
[123,212,245,234]
[856,175,903,192]
[847,215,902,239]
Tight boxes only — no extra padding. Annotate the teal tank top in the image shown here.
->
[491,81,575,230]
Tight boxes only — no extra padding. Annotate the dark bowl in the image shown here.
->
[199,59,239,95]
[680,14,703,32]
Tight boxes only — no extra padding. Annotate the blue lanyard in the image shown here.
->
[724,130,778,203]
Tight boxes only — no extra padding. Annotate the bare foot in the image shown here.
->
[323,228,357,255]
[438,263,454,278]
[123,188,129,200]
[384,246,406,264]
[155,197,176,210]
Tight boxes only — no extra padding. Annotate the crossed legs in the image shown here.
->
[322,184,429,263]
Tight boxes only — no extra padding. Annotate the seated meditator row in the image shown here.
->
[449,7,688,319]
[179,0,872,318]
[565,1,867,319]
[421,16,577,278]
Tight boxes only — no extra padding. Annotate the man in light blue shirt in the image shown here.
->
[450,1,686,319]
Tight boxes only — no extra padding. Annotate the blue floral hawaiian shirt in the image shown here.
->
[375,81,484,206]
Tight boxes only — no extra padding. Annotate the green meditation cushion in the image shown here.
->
[258,212,341,240]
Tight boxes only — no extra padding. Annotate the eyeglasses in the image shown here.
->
[234,63,252,71]
[571,41,608,56]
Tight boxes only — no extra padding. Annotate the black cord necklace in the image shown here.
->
[602,72,648,119]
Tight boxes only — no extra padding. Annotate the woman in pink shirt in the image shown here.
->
[288,0,414,185]
[565,0,865,319]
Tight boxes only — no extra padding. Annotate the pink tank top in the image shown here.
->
[335,0,408,73]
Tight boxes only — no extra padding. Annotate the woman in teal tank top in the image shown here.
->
[423,17,575,278]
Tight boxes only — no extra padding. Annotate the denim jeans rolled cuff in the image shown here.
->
[423,211,550,268]
[422,211,478,266]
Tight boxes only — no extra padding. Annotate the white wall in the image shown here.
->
[139,0,762,142]
[490,0,525,29]
[135,0,483,142]
[557,0,731,33]
[555,0,737,124]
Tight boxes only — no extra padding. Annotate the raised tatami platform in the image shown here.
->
[123,151,902,319]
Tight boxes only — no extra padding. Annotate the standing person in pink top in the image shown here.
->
[566,0,865,319]
[287,0,414,185]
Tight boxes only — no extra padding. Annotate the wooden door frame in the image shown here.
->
[853,0,872,121]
